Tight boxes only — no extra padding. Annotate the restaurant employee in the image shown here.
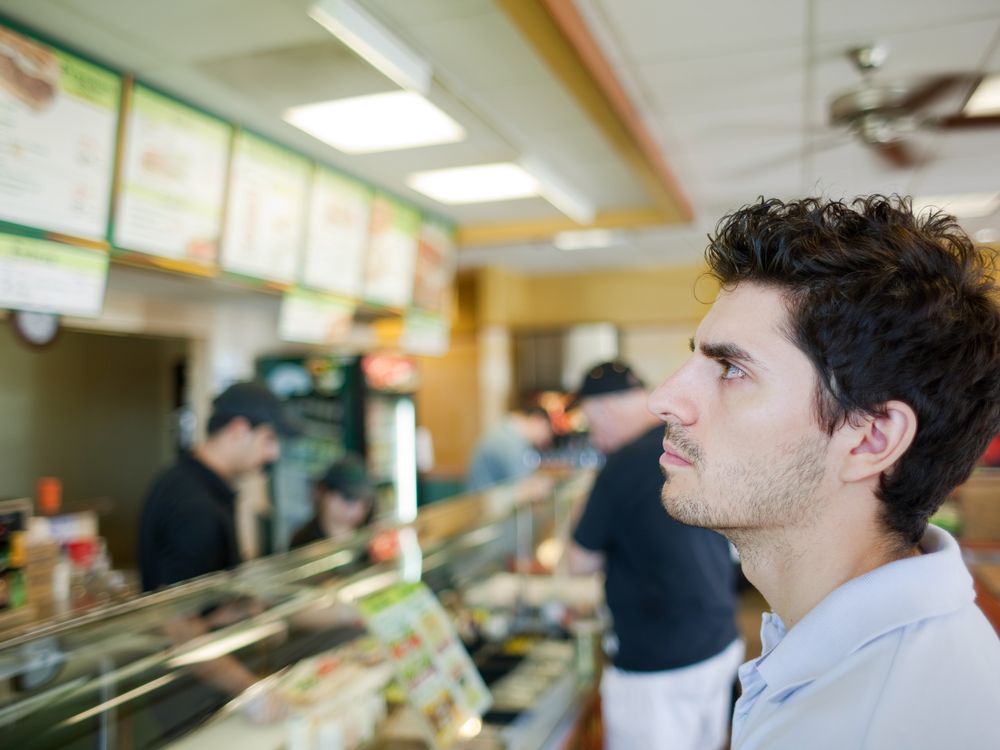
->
[138,381,299,591]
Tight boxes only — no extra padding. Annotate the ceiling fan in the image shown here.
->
[830,43,1000,168]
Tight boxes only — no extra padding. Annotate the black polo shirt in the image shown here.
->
[138,453,240,592]
[573,426,738,672]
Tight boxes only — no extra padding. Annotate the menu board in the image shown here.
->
[301,167,372,297]
[363,195,420,308]
[220,130,310,284]
[0,24,120,241]
[413,219,457,314]
[0,234,109,316]
[358,582,491,749]
[113,84,231,267]
[278,288,356,345]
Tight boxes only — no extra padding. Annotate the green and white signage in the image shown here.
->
[113,84,231,266]
[220,130,310,284]
[0,24,120,241]
[363,195,420,308]
[0,234,109,317]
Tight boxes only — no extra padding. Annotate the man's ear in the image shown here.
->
[838,400,917,483]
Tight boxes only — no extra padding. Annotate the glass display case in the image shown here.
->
[0,471,598,750]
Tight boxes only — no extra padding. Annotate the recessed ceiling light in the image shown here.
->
[912,192,1000,219]
[554,229,623,251]
[406,163,539,204]
[284,91,464,154]
[963,74,1000,118]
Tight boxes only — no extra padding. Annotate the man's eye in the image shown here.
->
[721,361,747,380]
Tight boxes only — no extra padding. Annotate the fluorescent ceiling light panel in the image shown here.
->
[554,229,623,251]
[284,91,464,153]
[520,156,596,225]
[913,192,1000,219]
[407,163,540,204]
[309,0,432,95]
[963,74,1000,117]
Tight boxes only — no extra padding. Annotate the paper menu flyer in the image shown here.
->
[301,167,372,297]
[220,130,310,284]
[363,195,420,308]
[113,84,231,266]
[0,233,108,317]
[358,582,491,749]
[412,218,456,314]
[0,24,120,242]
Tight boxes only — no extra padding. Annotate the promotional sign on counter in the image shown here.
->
[113,83,231,268]
[278,288,356,345]
[0,24,121,242]
[220,130,310,284]
[412,218,457,314]
[0,233,109,316]
[357,582,491,749]
[301,167,372,297]
[363,195,420,308]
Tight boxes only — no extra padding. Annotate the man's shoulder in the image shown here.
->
[144,460,209,511]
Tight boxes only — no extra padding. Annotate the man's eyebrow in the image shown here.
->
[695,339,762,368]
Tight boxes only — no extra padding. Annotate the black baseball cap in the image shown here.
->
[317,454,374,502]
[211,381,302,436]
[567,361,645,409]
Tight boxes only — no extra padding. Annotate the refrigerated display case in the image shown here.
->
[0,472,599,750]
[360,354,420,523]
[257,355,364,552]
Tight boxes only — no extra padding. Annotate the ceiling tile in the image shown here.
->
[638,47,806,116]
[591,0,805,64]
[814,0,1000,41]
[57,0,331,63]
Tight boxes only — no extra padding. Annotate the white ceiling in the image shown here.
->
[2,0,999,274]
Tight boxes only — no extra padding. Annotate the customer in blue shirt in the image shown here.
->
[648,195,1000,749]
[466,405,552,491]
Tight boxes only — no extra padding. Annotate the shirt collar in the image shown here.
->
[754,525,974,700]
[181,452,237,508]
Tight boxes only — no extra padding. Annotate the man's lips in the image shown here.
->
[661,441,692,467]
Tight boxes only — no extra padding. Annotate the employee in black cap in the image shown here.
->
[139,381,299,591]
[290,454,376,549]
[137,381,300,724]
[566,361,742,750]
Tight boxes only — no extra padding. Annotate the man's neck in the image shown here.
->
[732,495,914,629]
[193,443,237,484]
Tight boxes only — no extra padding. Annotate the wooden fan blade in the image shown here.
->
[899,75,971,112]
[936,113,1000,129]
[872,140,918,168]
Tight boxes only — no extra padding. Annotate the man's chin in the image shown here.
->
[660,488,713,528]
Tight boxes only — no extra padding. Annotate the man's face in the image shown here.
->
[647,282,832,533]
[581,392,634,454]
[240,423,281,474]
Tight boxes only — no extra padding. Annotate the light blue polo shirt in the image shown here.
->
[733,524,1000,749]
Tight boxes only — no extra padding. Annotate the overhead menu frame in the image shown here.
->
[112,82,232,273]
[301,166,373,297]
[220,129,311,285]
[0,233,109,317]
[363,194,421,309]
[0,22,120,244]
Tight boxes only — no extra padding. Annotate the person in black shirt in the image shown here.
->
[139,381,299,591]
[137,381,299,722]
[290,454,375,549]
[567,361,742,750]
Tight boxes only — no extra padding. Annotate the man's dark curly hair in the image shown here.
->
[706,195,1000,545]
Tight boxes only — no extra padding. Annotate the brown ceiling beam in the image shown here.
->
[458,0,693,247]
